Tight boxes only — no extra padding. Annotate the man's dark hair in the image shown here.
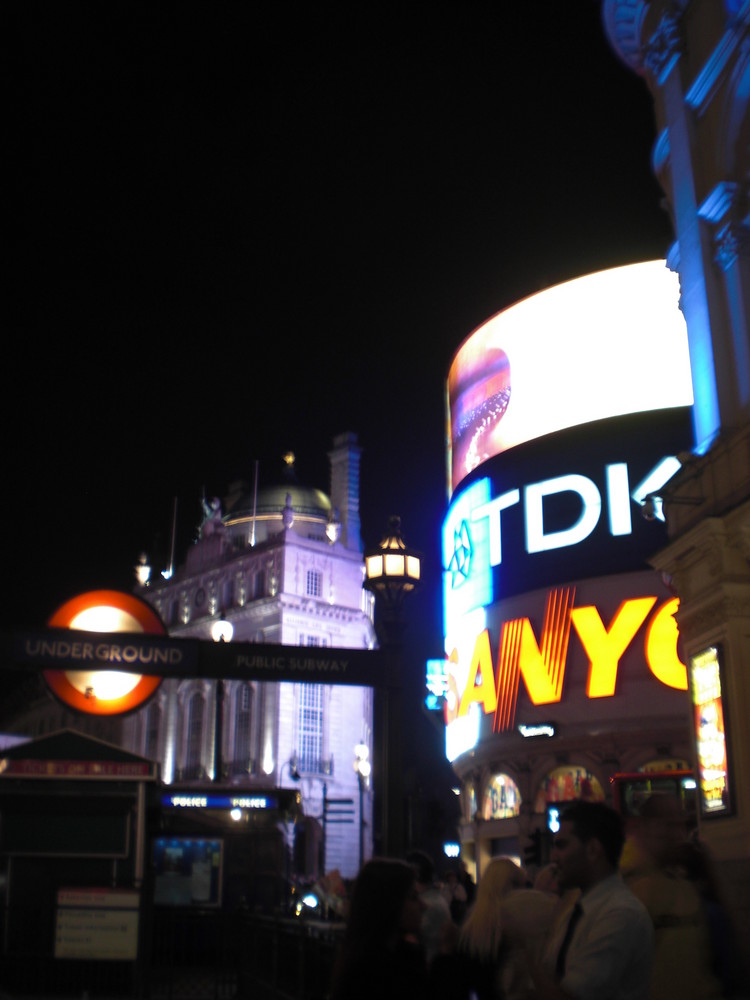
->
[561,801,625,868]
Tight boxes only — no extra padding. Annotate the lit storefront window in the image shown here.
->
[465,783,477,822]
[640,758,690,773]
[534,766,604,813]
[689,646,732,817]
[482,773,521,819]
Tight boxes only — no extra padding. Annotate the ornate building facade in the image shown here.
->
[122,432,377,879]
[604,0,750,948]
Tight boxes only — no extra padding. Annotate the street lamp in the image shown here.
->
[363,517,421,859]
[353,742,371,871]
[363,515,421,612]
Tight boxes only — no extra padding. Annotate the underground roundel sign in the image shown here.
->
[44,590,165,715]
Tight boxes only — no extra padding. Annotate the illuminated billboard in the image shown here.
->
[689,646,732,816]
[444,571,688,761]
[447,260,693,493]
[443,407,693,608]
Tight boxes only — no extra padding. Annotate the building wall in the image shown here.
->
[604,0,750,954]
[120,440,376,879]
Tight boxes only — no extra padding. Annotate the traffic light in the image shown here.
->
[524,828,543,868]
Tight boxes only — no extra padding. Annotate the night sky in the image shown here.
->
[7,2,674,665]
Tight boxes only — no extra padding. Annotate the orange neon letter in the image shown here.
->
[646,597,687,690]
[495,587,575,731]
[458,629,498,717]
[570,597,657,697]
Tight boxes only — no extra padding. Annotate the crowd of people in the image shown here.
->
[328,797,747,1000]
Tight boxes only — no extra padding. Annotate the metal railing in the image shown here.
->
[2,902,344,999]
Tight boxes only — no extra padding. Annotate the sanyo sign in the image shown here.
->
[443,578,688,762]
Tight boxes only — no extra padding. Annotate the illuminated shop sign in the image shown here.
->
[444,454,684,620]
[689,646,732,816]
[537,767,605,814]
[518,723,555,738]
[43,591,165,715]
[447,260,693,492]
[453,590,684,723]
[444,583,686,761]
[482,773,521,819]
[162,794,278,810]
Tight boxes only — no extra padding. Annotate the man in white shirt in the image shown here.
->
[530,800,654,1000]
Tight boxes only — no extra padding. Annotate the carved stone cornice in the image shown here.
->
[676,591,750,637]
[643,8,684,82]
[602,0,649,73]
[714,220,750,270]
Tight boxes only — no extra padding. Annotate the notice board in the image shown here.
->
[54,887,139,960]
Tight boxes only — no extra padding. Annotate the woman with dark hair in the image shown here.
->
[329,858,428,1000]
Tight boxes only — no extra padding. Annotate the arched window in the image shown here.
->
[144,702,161,761]
[464,783,477,822]
[534,766,604,813]
[185,692,205,779]
[232,684,253,777]
[298,684,323,774]
[482,773,521,819]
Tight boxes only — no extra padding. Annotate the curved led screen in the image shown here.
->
[447,260,694,493]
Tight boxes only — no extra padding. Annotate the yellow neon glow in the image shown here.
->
[646,597,687,690]
[571,598,657,697]
[448,592,688,744]
[458,629,497,716]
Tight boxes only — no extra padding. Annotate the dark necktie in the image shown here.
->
[555,901,583,980]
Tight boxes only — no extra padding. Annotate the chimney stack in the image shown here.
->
[328,432,363,552]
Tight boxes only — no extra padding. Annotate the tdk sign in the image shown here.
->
[443,457,680,607]
[473,465,633,564]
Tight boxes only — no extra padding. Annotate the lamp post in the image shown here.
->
[364,515,421,644]
[211,613,233,783]
[353,743,371,871]
[363,516,421,858]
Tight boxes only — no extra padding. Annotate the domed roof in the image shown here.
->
[223,452,332,523]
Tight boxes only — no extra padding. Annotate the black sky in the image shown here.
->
[7,2,674,661]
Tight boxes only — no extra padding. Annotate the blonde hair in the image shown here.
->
[458,857,525,962]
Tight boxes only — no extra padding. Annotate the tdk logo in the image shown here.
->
[445,458,680,586]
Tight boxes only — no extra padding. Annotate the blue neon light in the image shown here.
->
[162,794,277,810]
[443,478,493,636]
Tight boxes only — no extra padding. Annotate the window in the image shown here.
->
[303,635,328,647]
[145,702,161,761]
[306,570,322,598]
[232,684,253,776]
[185,693,205,779]
[482,774,521,819]
[533,766,605,813]
[297,684,323,773]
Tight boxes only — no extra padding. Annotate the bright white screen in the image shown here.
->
[448,261,694,492]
